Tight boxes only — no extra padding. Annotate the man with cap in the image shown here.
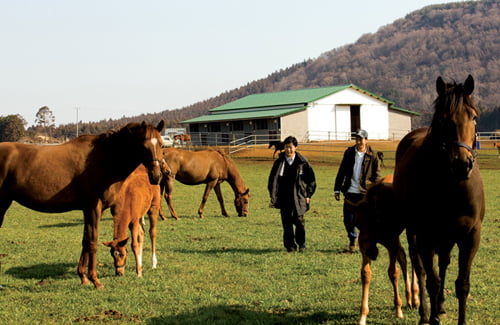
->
[334,129,381,251]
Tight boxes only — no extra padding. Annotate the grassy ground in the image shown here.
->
[0,157,498,324]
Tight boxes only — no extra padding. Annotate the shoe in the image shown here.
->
[299,245,306,252]
[286,247,297,252]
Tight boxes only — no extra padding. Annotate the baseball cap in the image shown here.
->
[354,129,368,139]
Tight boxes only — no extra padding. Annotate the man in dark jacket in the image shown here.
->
[334,129,381,250]
[268,136,316,252]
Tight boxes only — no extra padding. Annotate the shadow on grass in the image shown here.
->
[146,304,353,325]
[5,262,75,279]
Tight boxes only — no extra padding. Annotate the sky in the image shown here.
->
[0,0,460,126]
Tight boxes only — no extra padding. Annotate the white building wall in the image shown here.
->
[307,88,390,140]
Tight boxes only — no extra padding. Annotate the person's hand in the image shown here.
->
[334,193,340,201]
[306,198,310,204]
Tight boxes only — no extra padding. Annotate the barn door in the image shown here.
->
[350,105,360,137]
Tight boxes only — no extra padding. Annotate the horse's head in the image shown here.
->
[432,75,478,180]
[126,120,166,184]
[234,188,250,217]
[103,238,128,276]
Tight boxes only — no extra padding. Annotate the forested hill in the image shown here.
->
[57,0,499,137]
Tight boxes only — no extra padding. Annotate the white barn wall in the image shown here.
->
[307,88,390,140]
[281,110,309,142]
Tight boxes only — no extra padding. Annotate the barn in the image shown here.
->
[181,84,419,146]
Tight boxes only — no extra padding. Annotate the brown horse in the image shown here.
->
[394,75,485,324]
[103,164,164,277]
[346,175,419,325]
[173,134,192,145]
[160,148,250,219]
[0,121,167,289]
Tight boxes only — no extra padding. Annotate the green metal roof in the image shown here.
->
[182,106,306,123]
[210,84,394,112]
[180,84,415,124]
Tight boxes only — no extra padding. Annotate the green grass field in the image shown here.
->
[0,159,498,324]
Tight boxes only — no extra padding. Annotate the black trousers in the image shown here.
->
[280,208,305,250]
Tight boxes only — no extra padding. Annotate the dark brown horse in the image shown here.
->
[394,75,485,324]
[268,140,284,158]
[160,148,250,219]
[0,121,167,288]
[346,175,419,325]
[103,164,164,277]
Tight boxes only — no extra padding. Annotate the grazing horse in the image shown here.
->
[103,164,165,277]
[159,148,250,219]
[268,140,284,158]
[0,121,166,289]
[394,75,485,324]
[346,175,419,325]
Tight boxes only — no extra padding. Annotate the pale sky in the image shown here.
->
[0,0,460,126]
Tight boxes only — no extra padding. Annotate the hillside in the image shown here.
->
[51,0,499,138]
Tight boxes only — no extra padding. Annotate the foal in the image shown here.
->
[103,164,164,276]
[346,175,418,325]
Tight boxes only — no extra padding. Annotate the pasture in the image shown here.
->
[0,157,498,324]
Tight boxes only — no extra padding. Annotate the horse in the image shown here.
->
[345,175,419,325]
[0,121,167,289]
[173,134,192,146]
[103,164,165,277]
[393,75,485,324]
[159,148,250,220]
[268,140,284,158]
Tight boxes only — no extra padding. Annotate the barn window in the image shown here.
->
[254,119,268,130]
[232,121,243,131]
[208,123,221,132]
[190,124,199,132]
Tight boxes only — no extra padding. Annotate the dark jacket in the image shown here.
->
[268,152,316,216]
[334,144,381,195]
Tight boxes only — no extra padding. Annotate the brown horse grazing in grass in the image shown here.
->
[346,175,419,325]
[394,75,485,325]
[159,148,250,220]
[0,121,167,289]
[103,164,165,277]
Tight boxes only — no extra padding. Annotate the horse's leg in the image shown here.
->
[436,242,454,317]
[358,253,372,325]
[148,205,159,269]
[394,240,416,309]
[130,221,144,277]
[77,207,104,289]
[0,197,13,227]
[456,229,481,325]
[163,175,179,220]
[407,231,429,324]
[419,243,441,325]
[214,183,229,217]
[198,181,216,218]
[387,244,404,319]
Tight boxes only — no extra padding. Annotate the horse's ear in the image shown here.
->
[464,75,474,95]
[436,76,447,96]
[244,188,250,195]
[157,120,166,133]
[117,238,129,247]
[103,241,114,247]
